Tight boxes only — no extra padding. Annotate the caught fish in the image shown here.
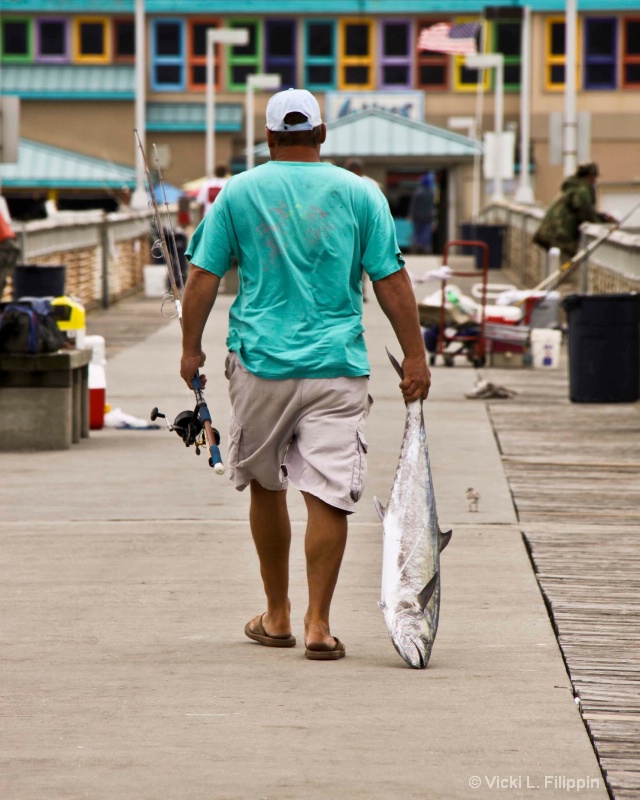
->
[375,351,451,669]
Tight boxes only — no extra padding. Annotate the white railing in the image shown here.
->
[481,201,640,293]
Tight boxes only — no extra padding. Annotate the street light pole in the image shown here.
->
[131,0,147,209]
[206,28,249,180]
[515,5,534,204]
[246,73,281,170]
[465,53,505,202]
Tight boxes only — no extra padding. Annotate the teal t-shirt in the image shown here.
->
[186,160,403,379]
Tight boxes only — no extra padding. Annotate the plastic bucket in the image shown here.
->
[143,265,167,298]
[530,329,562,369]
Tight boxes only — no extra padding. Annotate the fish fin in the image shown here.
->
[439,529,453,553]
[385,348,404,380]
[373,496,386,522]
[417,572,439,612]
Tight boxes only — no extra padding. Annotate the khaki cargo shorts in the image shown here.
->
[224,351,372,513]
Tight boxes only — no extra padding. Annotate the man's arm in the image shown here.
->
[372,267,431,402]
[180,266,221,388]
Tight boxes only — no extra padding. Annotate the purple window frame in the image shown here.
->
[265,19,297,89]
[583,17,617,90]
[36,17,69,63]
[378,19,413,90]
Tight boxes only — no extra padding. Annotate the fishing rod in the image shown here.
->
[532,198,640,294]
[134,129,224,474]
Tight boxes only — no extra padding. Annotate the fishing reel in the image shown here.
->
[151,405,222,462]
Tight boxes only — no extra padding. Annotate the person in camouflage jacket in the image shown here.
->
[533,162,616,258]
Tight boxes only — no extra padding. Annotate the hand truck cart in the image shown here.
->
[434,240,490,367]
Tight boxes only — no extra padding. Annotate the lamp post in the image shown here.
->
[465,53,504,201]
[131,0,147,209]
[515,5,534,204]
[246,73,281,170]
[206,27,249,180]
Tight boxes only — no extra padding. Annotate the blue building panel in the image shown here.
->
[147,103,243,132]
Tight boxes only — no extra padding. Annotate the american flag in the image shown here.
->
[417,22,480,56]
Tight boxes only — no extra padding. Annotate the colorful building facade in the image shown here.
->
[1,1,639,229]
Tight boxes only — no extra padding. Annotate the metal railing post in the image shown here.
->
[548,247,561,280]
[101,214,110,309]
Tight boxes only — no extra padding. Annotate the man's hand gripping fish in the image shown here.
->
[375,351,452,669]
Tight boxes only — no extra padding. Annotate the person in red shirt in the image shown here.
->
[196,164,230,218]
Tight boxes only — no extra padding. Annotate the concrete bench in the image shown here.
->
[0,349,91,450]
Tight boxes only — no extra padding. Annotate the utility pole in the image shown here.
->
[131,0,147,208]
[515,6,534,203]
[563,0,578,177]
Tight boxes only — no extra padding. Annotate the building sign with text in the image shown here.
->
[324,92,424,124]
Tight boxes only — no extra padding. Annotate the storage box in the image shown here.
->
[523,292,560,328]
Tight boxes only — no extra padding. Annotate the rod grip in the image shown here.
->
[208,444,225,474]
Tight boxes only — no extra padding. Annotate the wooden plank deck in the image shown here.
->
[484,354,640,800]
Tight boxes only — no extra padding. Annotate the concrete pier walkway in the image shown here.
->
[0,274,606,799]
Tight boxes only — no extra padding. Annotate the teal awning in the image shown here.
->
[254,108,482,160]
[1,65,135,100]
[147,103,243,133]
[0,139,137,190]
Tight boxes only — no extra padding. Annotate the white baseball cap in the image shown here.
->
[265,89,323,132]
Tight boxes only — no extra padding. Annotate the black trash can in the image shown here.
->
[562,293,640,403]
[459,223,506,269]
[173,231,188,286]
[12,264,66,299]
[151,228,188,288]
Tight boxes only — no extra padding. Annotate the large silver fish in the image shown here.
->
[375,352,451,669]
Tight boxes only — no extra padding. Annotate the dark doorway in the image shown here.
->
[385,168,448,255]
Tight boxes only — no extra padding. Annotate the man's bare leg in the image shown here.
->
[247,480,292,637]
[302,491,348,648]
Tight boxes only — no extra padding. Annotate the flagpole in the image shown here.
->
[472,21,486,220]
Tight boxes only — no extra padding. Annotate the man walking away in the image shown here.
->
[180,88,430,661]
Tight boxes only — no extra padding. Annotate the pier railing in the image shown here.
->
[481,201,640,293]
[6,208,158,309]
[4,202,639,310]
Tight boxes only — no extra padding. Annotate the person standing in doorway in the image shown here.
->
[180,89,430,661]
[409,172,436,255]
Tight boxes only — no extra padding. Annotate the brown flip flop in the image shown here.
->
[305,637,346,661]
[244,613,296,648]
